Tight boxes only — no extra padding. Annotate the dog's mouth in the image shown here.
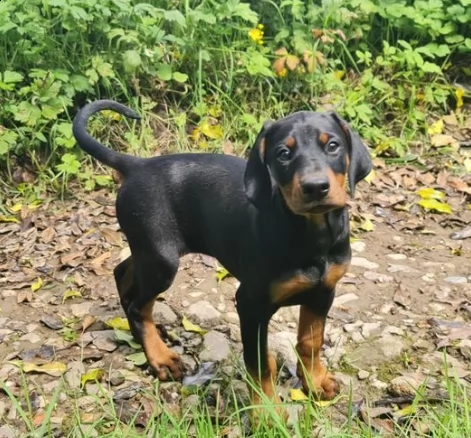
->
[298,200,344,215]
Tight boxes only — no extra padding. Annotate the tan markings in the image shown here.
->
[326,168,347,208]
[319,132,329,145]
[116,258,134,301]
[286,136,296,148]
[270,274,315,305]
[259,138,266,161]
[307,213,326,227]
[323,262,350,290]
[296,305,339,399]
[140,301,182,380]
[112,169,124,186]
[279,172,303,214]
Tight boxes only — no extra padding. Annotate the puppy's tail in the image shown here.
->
[72,99,141,175]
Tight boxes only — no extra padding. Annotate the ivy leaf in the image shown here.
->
[182,316,207,335]
[157,64,172,81]
[126,351,147,366]
[123,50,142,73]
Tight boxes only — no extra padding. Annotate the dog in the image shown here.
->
[72,99,372,416]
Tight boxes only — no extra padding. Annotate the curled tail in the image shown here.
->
[72,100,141,175]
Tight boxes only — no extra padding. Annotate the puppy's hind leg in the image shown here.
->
[117,245,183,381]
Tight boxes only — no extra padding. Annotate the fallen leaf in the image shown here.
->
[427,119,444,135]
[359,218,375,232]
[62,290,82,303]
[81,315,97,332]
[418,199,452,214]
[106,317,131,331]
[31,277,43,292]
[430,134,459,148]
[126,351,148,366]
[182,316,207,335]
[114,329,141,349]
[17,290,33,303]
[13,361,68,377]
[364,169,376,184]
[417,188,445,200]
[80,368,105,388]
[182,362,216,387]
[0,215,19,223]
[290,388,308,401]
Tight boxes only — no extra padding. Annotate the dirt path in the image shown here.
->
[1,162,470,435]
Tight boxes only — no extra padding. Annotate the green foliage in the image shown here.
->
[0,0,470,186]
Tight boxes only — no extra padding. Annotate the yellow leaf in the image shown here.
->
[427,119,444,135]
[62,290,82,303]
[216,265,231,283]
[182,316,207,335]
[417,188,445,200]
[418,199,452,214]
[359,218,374,232]
[15,361,68,377]
[364,169,375,184]
[102,110,123,121]
[394,404,417,418]
[31,278,43,292]
[290,388,308,401]
[313,400,335,407]
[106,317,131,331]
[334,70,345,80]
[0,215,19,223]
[80,368,105,388]
[455,88,464,109]
[8,203,22,213]
[199,120,223,140]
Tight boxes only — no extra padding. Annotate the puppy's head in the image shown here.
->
[244,111,372,214]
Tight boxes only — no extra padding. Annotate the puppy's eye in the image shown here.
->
[326,141,340,153]
[276,148,292,160]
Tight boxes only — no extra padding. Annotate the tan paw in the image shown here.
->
[149,350,183,381]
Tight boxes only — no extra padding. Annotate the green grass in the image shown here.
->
[1,366,470,438]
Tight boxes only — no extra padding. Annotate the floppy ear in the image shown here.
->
[329,112,372,197]
[244,120,274,208]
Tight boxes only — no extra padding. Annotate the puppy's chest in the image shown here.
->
[270,259,349,306]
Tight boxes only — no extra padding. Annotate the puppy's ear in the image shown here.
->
[244,120,273,208]
[329,112,372,197]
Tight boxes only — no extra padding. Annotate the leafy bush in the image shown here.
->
[0,0,469,186]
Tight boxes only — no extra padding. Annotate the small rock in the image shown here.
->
[181,355,198,374]
[0,401,7,418]
[40,316,63,330]
[387,264,420,274]
[65,361,85,389]
[109,371,125,386]
[0,425,16,438]
[457,339,471,360]
[182,394,200,411]
[186,301,221,327]
[445,276,467,284]
[388,373,427,397]
[361,323,382,338]
[19,333,41,344]
[386,253,407,260]
[268,332,298,370]
[153,302,178,324]
[351,241,366,253]
[113,382,142,401]
[364,271,394,283]
[343,321,363,333]
[200,331,231,362]
[369,377,388,390]
[383,326,404,336]
[351,332,365,343]
[70,302,94,318]
[379,334,405,358]
[91,330,118,352]
[333,292,358,307]
[351,257,379,270]
[223,312,240,325]
[358,370,370,380]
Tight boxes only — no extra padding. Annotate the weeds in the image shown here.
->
[0,0,470,189]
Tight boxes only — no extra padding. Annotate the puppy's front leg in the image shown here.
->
[236,286,285,422]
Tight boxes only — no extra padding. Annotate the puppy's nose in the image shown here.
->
[301,178,330,200]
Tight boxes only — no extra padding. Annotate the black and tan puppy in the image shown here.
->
[72,100,372,414]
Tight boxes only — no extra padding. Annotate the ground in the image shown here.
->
[0,159,470,437]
